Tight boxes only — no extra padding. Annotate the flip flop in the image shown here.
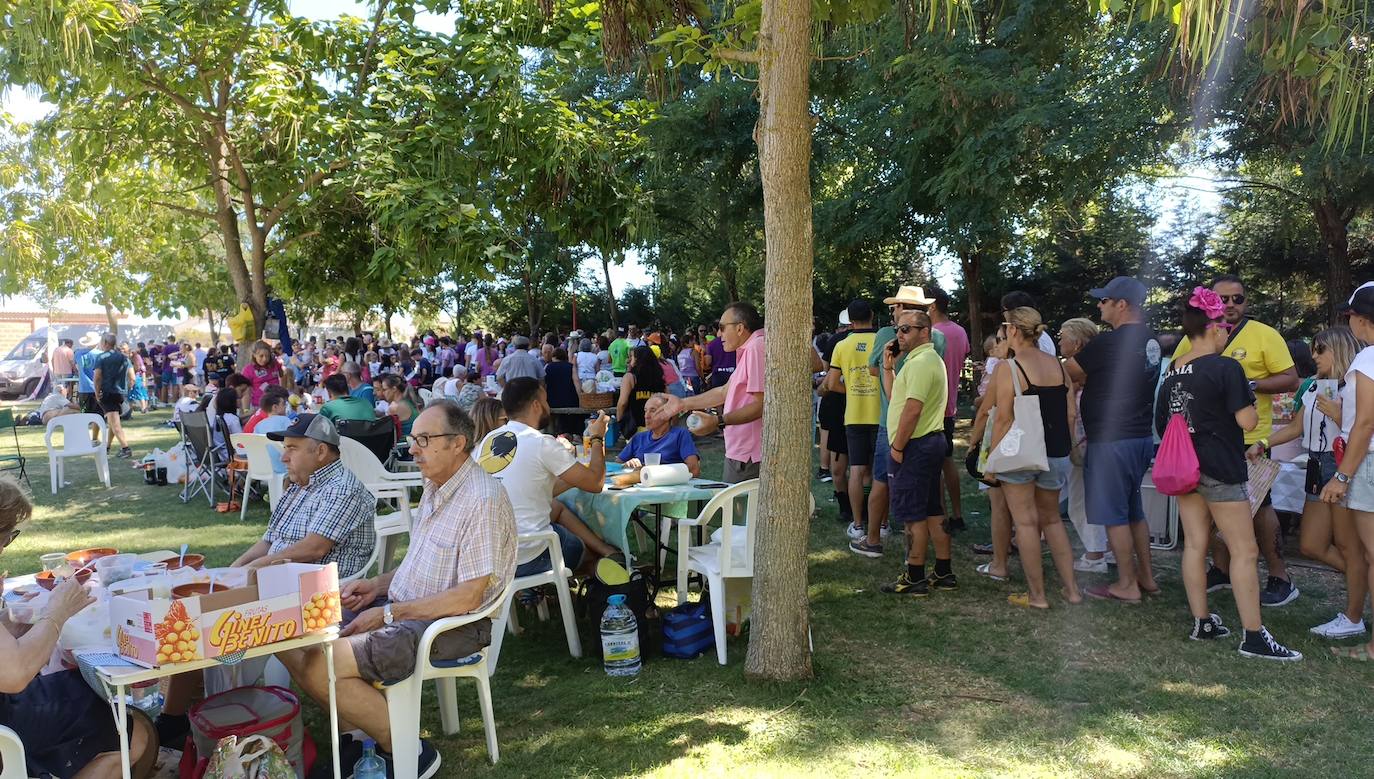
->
[976,562,1007,582]
[1141,585,1163,596]
[1084,584,1141,604]
[1330,645,1374,661]
[1008,592,1048,610]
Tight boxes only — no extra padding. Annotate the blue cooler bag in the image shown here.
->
[662,597,715,660]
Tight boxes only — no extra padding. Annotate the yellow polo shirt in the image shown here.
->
[830,329,880,426]
[1174,318,1294,445]
[887,343,948,444]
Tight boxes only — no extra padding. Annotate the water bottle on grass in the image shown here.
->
[353,738,386,779]
[601,594,641,677]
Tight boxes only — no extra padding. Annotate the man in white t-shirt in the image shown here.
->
[38,382,80,424]
[1001,291,1057,356]
[476,377,619,575]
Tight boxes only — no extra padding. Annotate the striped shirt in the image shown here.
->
[264,458,376,579]
[388,457,517,610]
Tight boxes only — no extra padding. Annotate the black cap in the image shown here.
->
[1340,282,1374,318]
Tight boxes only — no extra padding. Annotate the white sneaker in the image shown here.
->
[1103,551,1117,565]
[846,523,865,541]
[1074,554,1107,574]
[1309,612,1367,639]
[879,523,891,540]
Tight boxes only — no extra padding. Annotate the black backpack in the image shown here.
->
[578,566,660,660]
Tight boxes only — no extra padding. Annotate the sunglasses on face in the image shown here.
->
[1314,342,1328,355]
[1098,298,1115,305]
[897,324,927,334]
[1219,294,1245,305]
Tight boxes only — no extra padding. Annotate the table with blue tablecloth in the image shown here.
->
[558,477,729,571]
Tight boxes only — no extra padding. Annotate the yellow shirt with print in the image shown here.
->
[887,343,948,444]
[1174,318,1294,445]
[831,330,881,425]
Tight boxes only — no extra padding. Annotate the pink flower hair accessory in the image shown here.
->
[1189,286,1226,320]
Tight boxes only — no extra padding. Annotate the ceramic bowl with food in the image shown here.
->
[65,548,118,568]
[171,582,229,599]
[162,553,205,571]
[36,569,94,590]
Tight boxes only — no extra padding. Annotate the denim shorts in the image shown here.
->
[1196,473,1248,503]
[872,427,889,484]
[1306,452,1337,503]
[514,522,585,577]
[888,432,946,525]
[1347,454,1374,513]
[1085,436,1155,526]
[997,455,1071,491]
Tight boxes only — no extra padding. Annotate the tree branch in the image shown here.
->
[261,159,349,233]
[356,0,393,97]
[138,67,220,125]
[1212,177,1306,201]
[149,200,218,220]
[715,48,760,64]
[265,229,319,259]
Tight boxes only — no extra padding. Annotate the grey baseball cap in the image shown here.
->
[264,413,340,446]
[1088,276,1148,307]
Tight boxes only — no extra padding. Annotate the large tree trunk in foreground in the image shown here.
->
[744,0,814,682]
[1314,197,1353,326]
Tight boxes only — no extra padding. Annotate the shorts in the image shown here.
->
[943,416,956,458]
[514,523,585,577]
[0,669,120,779]
[819,394,847,452]
[79,392,98,414]
[888,432,946,524]
[872,427,890,484]
[845,424,880,468]
[161,371,175,386]
[1196,473,1248,503]
[98,392,124,415]
[1346,453,1374,513]
[997,455,1071,490]
[724,457,761,484]
[352,614,492,685]
[1085,436,1155,526]
[1305,452,1337,504]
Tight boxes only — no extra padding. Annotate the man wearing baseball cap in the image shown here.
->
[1065,276,1163,603]
[231,414,377,579]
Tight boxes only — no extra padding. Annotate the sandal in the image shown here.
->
[1084,584,1141,604]
[976,562,1007,582]
[1008,592,1048,610]
[1330,645,1374,661]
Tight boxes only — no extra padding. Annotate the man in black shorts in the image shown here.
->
[819,313,851,520]
[92,333,134,459]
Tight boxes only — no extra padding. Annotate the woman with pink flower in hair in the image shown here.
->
[1154,286,1302,660]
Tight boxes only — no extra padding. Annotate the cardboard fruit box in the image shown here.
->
[110,562,342,668]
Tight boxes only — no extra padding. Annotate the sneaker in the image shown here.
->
[845,523,865,541]
[848,539,884,558]
[1310,612,1367,639]
[1189,613,1231,641]
[816,467,829,481]
[928,572,958,591]
[312,735,363,779]
[377,739,442,779]
[1073,555,1108,574]
[1260,576,1299,607]
[1237,627,1303,662]
[1205,566,1231,592]
[880,573,929,596]
[117,447,133,459]
[879,523,891,540]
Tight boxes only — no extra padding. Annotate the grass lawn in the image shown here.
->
[4,404,1372,778]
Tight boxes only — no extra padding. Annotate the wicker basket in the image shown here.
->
[581,391,616,409]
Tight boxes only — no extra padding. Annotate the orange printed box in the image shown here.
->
[110,562,341,668]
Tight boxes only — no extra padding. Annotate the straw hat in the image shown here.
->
[883,285,935,306]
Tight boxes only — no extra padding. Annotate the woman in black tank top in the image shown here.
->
[988,307,1083,610]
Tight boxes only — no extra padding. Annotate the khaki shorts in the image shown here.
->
[352,617,491,685]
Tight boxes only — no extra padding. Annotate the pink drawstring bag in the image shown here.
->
[1153,413,1200,496]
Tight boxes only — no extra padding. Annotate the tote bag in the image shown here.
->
[984,358,1049,474]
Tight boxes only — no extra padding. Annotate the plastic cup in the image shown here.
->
[40,553,66,573]
[645,453,662,467]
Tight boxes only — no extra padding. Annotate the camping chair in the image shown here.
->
[336,416,398,468]
[230,433,285,520]
[0,409,27,487]
[179,412,225,507]
[45,414,110,495]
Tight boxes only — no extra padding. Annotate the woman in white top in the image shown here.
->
[1058,318,1109,573]
[1263,326,1366,639]
[1322,283,1374,660]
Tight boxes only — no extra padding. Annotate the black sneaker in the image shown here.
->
[928,572,959,591]
[117,446,133,459]
[379,739,442,779]
[153,712,190,751]
[311,734,363,779]
[816,467,830,482]
[1260,576,1299,607]
[1205,566,1231,592]
[1237,627,1303,662]
[1189,613,1231,641]
[880,573,929,597]
[848,539,884,558]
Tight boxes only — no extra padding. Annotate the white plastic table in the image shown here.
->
[84,627,343,779]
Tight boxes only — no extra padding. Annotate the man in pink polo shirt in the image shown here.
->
[650,302,764,482]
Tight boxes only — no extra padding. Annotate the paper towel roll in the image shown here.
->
[639,463,691,486]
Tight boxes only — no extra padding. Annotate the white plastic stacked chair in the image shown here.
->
[676,478,760,665]
[383,577,515,776]
[487,528,582,676]
[0,724,28,779]
[338,436,421,572]
[44,413,110,495]
[230,433,286,520]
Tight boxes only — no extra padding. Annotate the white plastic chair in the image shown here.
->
[676,479,759,665]
[45,414,110,495]
[487,529,582,677]
[231,433,286,520]
[418,387,433,406]
[384,577,514,776]
[0,724,28,779]
[339,436,421,571]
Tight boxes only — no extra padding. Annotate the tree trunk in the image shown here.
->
[1314,197,1353,326]
[601,250,620,329]
[206,307,219,347]
[722,263,740,303]
[743,0,814,682]
[350,314,364,337]
[524,266,541,339]
[103,300,118,334]
[962,250,986,361]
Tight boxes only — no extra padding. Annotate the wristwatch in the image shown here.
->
[1248,380,1258,392]
[383,603,395,626]
[1336,472,1352,484]
[715,411,728,428]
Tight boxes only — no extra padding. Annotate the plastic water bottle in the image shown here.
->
[600,594,641,677]
[353,738,386,779]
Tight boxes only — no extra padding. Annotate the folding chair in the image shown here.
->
[179,412,225,506]
[0,409,27,487]
[337,416,398,468]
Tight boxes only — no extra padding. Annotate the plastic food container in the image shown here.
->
[95,554,140,586]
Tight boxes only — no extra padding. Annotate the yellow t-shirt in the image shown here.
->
[888,344,948,443]
[1174,319,1294,445]
[830,330,881,426]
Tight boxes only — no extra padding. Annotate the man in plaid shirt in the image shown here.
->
[230,414,376,580]
[280,401,516,779]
